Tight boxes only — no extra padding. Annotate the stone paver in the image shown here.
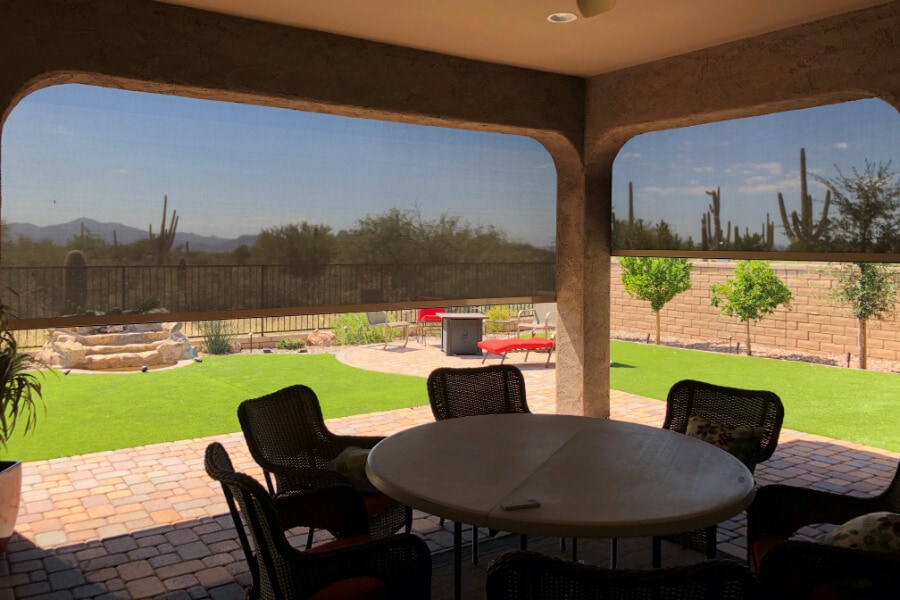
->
[1,338,897,598]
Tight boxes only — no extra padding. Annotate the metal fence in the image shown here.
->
[1,261,554,321]
[13,304,534,351]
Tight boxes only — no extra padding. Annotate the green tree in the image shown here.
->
[826,262,897,370]
[814,161,900,369]
[814,160,900,253]
[710,260,792,356]
[620,257,693,345]
[252,222,337,277]
[339,208,418,265]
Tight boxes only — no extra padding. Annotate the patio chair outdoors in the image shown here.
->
[485,551,760,599]
[652,379,784,566]
[204,442,432,600]
[747,461,900,597]
[365,311,409,350]
[238,385,412,550]
[416,307,445,345]
[427,364,530,419]
[426,364,530,564]
[514,303,556,337]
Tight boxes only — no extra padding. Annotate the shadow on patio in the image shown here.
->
[1,342,897,598]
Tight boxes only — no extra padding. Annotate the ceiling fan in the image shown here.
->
[577,0,617,18]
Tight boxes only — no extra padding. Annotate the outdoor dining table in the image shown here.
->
[366,413,755,600]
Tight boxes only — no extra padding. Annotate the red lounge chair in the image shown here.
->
[478,337,555,367]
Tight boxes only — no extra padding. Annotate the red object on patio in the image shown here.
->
[417,307,445,344]
[478,337,554,367]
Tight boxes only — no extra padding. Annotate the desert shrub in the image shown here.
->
[332,313,385,346]
[484,305,513,334]
[199,320,237,355]
[277,337,307,350]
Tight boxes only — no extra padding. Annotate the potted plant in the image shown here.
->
[0,292,46,554]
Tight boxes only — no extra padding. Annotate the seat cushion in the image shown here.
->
[326,447,379,494]
[307,576,385,599]
[306,535,374,553]
[821,511,900,552]
[685,415,764,464]
[477,338,554,355]
[363,492,397,519]
[749,537,782,572]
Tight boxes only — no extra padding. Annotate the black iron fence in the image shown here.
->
[1,261,556,323]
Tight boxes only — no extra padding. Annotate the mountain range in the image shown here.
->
[7,218,257,253]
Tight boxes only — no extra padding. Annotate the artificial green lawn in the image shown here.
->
[5,341,899,462]
[7,354,428,462]
[609,340,899,452]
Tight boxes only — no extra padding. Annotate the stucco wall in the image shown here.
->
[611,262,900,365]
[0,0,898,417]
[583,2,899,415]
[0,0,592,411]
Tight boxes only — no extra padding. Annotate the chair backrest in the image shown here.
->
[486,551,760,599]
[417,307,445,323]
[663,379,784,471]
[205,442,296,599]
[534,303,557,327]
[238,385,345,491]
[757,539,900,598]
[427,365,529,420]
[365,311,388,326]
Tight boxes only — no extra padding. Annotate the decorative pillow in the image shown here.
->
[821,512,900,553]
[326,446,379,494]
[685,415,764,464]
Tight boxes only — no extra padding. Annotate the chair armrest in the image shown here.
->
[515,309,537,330]
[758,540,900,598]
[291,533,433,598]
[333,435,386,450]
[748,484,880,543]
[274,484,369,537]
[270,465,354,495]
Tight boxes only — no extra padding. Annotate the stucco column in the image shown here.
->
[554,148,610,418]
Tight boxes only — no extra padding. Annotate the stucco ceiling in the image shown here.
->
[153,0,890,77]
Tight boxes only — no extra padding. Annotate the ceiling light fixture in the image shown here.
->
[547,12,577,24]
[576,0,617,18]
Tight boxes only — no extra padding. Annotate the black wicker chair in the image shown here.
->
[485,551,760,599]
[238,385,412,549]
[652,379,784,565]
[204,442,432,600]
[427,364,530,419]
[747,462,900,598]
[426,364,530,563]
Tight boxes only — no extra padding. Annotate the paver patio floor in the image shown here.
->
[1,340,897,599]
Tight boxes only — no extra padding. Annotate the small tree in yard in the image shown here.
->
[814,160,900,370]
[826,262,897,370]
[710,260,792,356]
[620,257,693,345]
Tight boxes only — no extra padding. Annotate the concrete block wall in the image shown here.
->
[610,261,900,364]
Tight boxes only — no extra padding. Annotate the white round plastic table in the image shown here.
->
[366,413,755,599]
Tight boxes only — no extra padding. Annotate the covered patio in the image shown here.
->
[2,342,897,599]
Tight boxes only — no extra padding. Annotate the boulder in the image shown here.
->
[306,329,336,347]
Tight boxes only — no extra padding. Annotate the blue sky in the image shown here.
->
[2,85,898,251]
[613,98,900,248]
[1,84,558,247]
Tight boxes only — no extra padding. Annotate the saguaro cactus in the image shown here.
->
[628,181,635,225]
[733,214,775,251]
[64,249,87,314]
[777,148,831,250]
[149,195,179,266]
[701,188,731,250]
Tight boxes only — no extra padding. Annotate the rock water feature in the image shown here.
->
[39,322,194,371]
